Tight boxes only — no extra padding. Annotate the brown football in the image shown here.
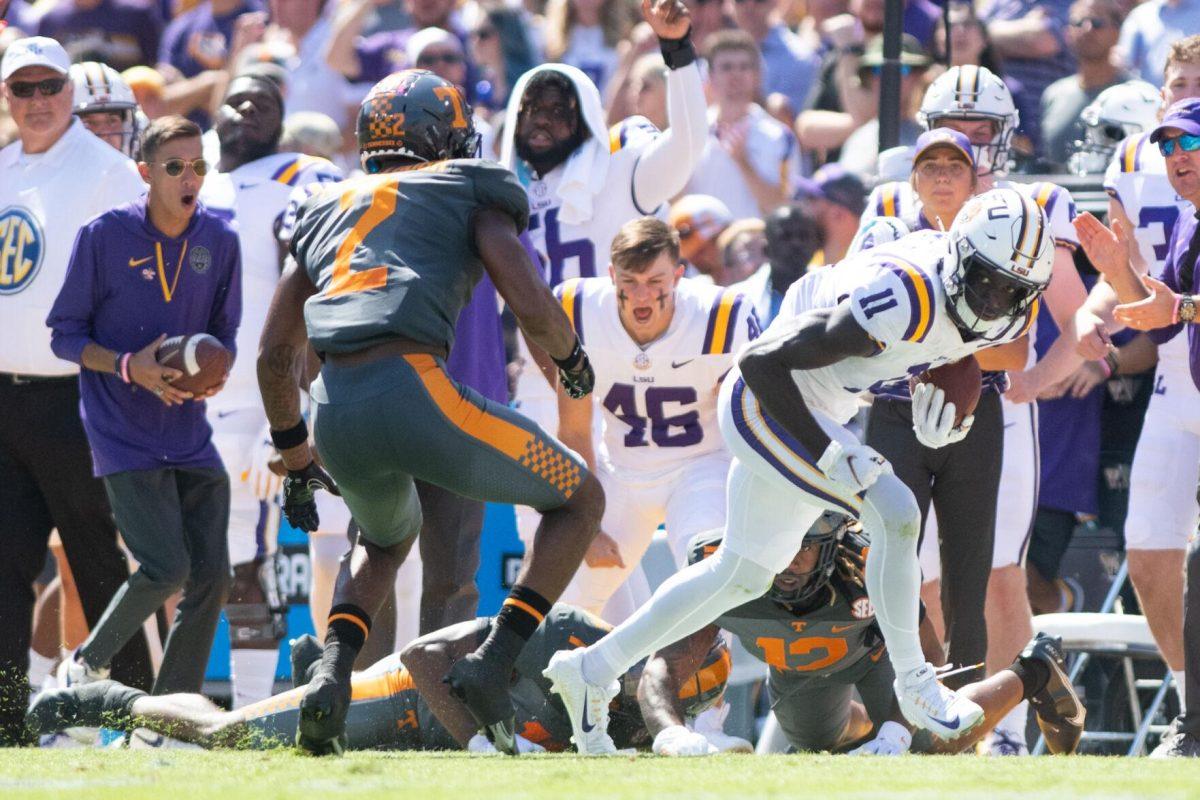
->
[156,334,232,395]
[912,355,982,426]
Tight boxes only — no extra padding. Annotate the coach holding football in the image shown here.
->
[0,35,154,744]
[46,115,242,696]
[1077,97,1200,758]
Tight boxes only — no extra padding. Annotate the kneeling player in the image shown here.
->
[27,605,731,753]
[638,516,1086,756]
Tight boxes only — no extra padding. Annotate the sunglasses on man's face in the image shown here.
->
[1069,15,1114,28]
[8,77,67,98]
[1160,133,1200,157]
[154,158,209,177]
[418,52,464,67]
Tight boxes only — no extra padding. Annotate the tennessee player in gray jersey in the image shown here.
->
[257,70,604,756]
[27,605,730,754]
[635,515,1087,756]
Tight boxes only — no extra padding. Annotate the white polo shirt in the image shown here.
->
[0,118,146,376]
[684,104,801,220]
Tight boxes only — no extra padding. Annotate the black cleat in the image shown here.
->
[296,670,351,756]
[1020,633,1085,754]
[26,680,145,734]
[289,635,324,689]
[445,653,518,755]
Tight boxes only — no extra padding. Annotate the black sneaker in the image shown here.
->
[289,635,324,689]
[296,670,351,756]
[1021,633,1086,754]
[445,653,518,755]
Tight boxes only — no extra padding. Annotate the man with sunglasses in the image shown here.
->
[1076,96,1200,758]
[46,114,242,699]
[1040,0,1129,169]
[1078,36,1200,759]
[0,35,153,745]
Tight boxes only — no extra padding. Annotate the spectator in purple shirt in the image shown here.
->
[158,0,265,80]
[37,0,164,72]
[1076,97,1200,758]
[47,116,242,695]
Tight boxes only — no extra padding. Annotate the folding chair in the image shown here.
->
[1031,560,1174,755]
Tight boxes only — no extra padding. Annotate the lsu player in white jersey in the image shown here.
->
[500,0,707,543]
[552,217,761,623]
[1073,37,1200,713]
[198,73,342,707]
[856,63,1106,754]
[542,189,1056,754]
[69,61,144,158]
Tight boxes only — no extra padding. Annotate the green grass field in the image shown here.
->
[2,750,1198,800]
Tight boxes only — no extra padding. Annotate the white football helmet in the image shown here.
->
[70,61,143,158]
[943,188,1053,339]
[847,215,911,255]
[1068,80,1162,175]
[918,65,1018,176]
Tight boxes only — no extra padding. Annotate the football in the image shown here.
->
[913,355,982,426]
[156,333,232,396]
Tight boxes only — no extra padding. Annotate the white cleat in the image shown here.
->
[55,648,109,689]
[894,663,983,740]
[542,648,619,755]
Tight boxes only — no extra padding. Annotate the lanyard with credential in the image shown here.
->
[155,239,189,303]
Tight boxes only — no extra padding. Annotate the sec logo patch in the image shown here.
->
[0,206,44,295]
[851,597,875,619]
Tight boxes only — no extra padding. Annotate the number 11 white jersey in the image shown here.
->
[554,276,760,479]
[775,230,1038,424]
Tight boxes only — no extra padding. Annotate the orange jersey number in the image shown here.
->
[756,635,850,672]
[327,179,394,297]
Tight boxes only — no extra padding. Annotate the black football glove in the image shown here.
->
[553,339,595,399]
[282,461,341,532]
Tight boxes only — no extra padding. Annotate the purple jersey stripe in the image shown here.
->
[729,379,859,516]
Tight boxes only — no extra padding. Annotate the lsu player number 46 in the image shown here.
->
[540,189,1055,754]
[553,217,759,623]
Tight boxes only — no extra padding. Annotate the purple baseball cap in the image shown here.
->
[1150,97,1200,143]
[793,164,867,216]
[913,127,976,168]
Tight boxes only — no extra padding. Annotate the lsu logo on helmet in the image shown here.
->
[0,206,44,295]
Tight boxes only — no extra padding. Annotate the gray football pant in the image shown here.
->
[80,467,231,694]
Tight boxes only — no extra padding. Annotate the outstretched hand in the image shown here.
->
[642,0,690,40]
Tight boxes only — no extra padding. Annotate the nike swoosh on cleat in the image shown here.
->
[580,689,595,732]
[929,714,960,730]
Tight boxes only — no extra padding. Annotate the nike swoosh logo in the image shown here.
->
[830,624,856,633]
[929,714,960,730]
[580,688,595,732]
[216,410,238,418]
[128,256,152,267]
[672,359,694,369]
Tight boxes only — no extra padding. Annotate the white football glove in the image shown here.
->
[816,439,892,493]
[246,423,284,502]
[652,724,718,756]
[910,383,973,449]
[692,704,753,753]
[467,733,546,754]
[849,721,912,756]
